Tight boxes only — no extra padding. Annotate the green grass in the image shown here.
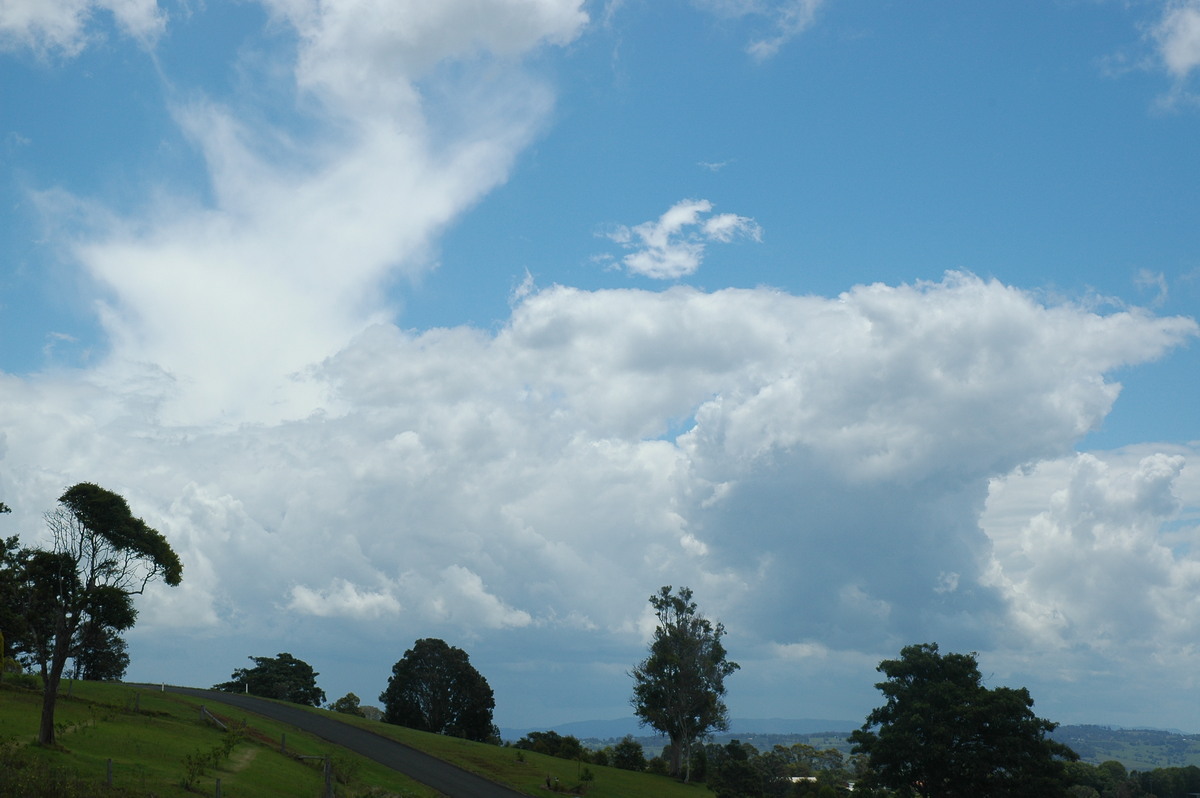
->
[0,678,439,796]
[0,678,712,797]
[240,699,710,798]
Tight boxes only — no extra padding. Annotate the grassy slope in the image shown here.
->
[0,679,439,797]
[0,680,707,798]
[279,703,707,798]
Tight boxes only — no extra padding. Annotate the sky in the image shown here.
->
[1,0,1199,734]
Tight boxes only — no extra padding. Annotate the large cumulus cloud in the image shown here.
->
[2,273,1195,725]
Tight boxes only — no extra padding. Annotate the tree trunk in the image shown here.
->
[38,618,73,746]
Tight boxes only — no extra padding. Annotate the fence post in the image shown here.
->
[215,777,222,798]
[106,758,112,787]
[324,756,333,798]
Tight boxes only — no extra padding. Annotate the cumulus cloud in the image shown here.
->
[604,199,762,279]
[984,449,1200,654]
[2,274,1195,724]
[0,0,165,56]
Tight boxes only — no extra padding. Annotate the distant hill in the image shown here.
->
[500,719,1200,772]
[500,716,857,742]
[1050,725,1200,771]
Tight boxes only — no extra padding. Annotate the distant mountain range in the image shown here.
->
[499,716,858,742]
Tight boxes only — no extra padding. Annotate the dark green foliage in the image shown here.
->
[214,652,326,706]
[71,585,136,681]
[329,691,366,716]
[850,642,1077,798]
[513,730,586,760]
[380,638,496,742]
[57,484,181,588]
[631,585,739,782]
[71,625,130,681]
[612,735,647,771]
[706,739,763,798]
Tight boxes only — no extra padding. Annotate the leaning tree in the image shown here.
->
[33,483,182,745]
[631,585,739,782]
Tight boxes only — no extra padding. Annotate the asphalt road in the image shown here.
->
[160,687,531,798]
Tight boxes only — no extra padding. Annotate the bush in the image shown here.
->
[1,672,41,691]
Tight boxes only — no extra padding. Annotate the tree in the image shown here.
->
[214,652,326,706]
[329,692,366,717]
[380,638,496,742]
[70,588,135,681]
[850,642,1077,798]
[513,730,586,761]
[612,735,647,771]
[631,585,739,782]
[30,483,182,746]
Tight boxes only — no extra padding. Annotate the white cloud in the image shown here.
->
[407,566,534,629]
[0,0,164,56]
[261,0,587,118]
[605,199,762,279]
[984,448,1200,656]
[47,0,587,427]
[1,270,1197,724]
[690,0,825,60]
[747,0,825,60]
[1154,1,1200,81]
[289,579,402,619]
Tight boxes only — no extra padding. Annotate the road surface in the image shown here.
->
[160,686,531,798]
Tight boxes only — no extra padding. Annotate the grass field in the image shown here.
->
[0,678,709,798]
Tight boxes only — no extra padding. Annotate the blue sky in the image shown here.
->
[2,0,1200,733]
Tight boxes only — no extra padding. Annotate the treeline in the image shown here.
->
[508,729,1200,798]
[1064,760,1200,798]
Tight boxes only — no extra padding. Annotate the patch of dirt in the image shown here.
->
[229,746,259,772]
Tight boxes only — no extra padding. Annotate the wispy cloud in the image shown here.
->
[38,0,588,425]
[0,0,165,56]
[604,199,762,279]
[747,0,825,60]
[689,0,826,60]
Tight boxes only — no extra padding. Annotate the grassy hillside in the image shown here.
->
[0,678,440,797]
[0,678,707,798]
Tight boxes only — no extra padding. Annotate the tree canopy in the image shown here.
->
[329,692,366,717]
[631,585,739,782]
[214,652,326,706]
[850,642,1077,798]
[25,483,182,745]
[380,638,496,742]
